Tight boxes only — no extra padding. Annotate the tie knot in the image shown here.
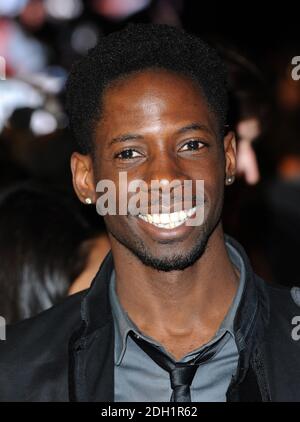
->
[170,363,199,389]
[129,331,227,402]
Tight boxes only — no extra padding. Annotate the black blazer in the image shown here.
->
[0,236,300,401]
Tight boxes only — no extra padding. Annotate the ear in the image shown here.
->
[70,152,96,204]
[224,131,237,185]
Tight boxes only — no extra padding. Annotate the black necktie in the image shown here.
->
[130,331,227,402]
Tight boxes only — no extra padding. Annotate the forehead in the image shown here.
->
[97,70,216,136]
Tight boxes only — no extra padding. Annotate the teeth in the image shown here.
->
[160,213,169,224]
[187,208,195,217]
[179,210,186,220]
[138,207,196,229]
[170,212,178,222]
[152,214,160,224]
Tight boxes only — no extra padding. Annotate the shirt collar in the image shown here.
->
[109,271,140,365]
[219,240,246,336]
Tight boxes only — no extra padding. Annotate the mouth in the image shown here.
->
[137,206,197,230]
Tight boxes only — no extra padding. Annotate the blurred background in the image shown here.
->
[0,0,300,324]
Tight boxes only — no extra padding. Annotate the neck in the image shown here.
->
[110,225,239,353]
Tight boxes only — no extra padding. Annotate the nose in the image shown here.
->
[143,152,187,187]
[140,152,190,212]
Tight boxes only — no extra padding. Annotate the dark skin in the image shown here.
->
[71,69,238,360]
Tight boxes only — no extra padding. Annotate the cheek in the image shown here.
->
[104,214,130,236]
[92,143,116,182]
[201,166,225,209]
[191,164,225,197]
[94,165,114,184]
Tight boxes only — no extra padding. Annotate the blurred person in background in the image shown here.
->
[0,0,114,298]
[224,50,271,186]
[219,49,274,281]
[1,108,74,187]
[240,49,300,287]
[261,115,300,287]
[68,232,111,294]
[0,181,110,324]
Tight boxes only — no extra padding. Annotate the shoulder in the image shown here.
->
[255,276,300,325]
[264,281,300,343]
[255,279,300,400]
[263,280,300,317]
[0,291,85,401]
[3,290,85,354]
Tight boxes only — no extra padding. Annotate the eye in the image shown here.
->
[115,148,143,160]
[179,140,205,152]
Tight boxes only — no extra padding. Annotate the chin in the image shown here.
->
[138,244,208,272]
[127,230,211,272]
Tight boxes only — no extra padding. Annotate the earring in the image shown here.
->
[85,197,92,204]
[226,175,235,185]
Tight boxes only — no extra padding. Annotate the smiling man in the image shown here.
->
[1,24,300,402]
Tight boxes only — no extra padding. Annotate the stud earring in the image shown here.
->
[226,175,235,185]
[85,197,92,204]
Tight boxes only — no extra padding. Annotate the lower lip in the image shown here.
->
[134,212,198,241]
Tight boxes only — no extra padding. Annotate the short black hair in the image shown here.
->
[66,23,228,155]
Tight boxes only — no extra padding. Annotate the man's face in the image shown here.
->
[79,69,236,271]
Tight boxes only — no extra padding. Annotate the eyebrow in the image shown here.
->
[108,122,214,146]
[109,133,144,146]
[175,122,214,136]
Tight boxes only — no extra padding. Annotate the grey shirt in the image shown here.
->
[110,241,245,402]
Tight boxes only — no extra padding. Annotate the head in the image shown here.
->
[223,48,271,184]
[0,182,93,324]
[68,24,236,272]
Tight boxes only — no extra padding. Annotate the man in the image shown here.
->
[0,24,300,402]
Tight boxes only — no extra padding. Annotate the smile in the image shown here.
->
[137,207,197,229]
